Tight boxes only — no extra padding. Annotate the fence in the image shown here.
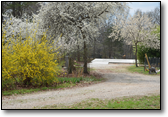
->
[144,57,160,69]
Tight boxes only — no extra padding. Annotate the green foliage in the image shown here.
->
[58,77,83,84]
[151,25,160,40]
[137,45,160,63]
[2,21,61,90]
[137,25,160,63]
[82,77,94,82]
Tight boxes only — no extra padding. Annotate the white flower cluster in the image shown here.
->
[2,13,40,40]
[109,12,160,50]
[3,2,130,53]
[33,2,129,52]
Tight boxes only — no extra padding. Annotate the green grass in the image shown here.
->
[2,88,41,96]
[58,77,83,83]
[2,76,104,96]
[127,65,160,75]
[38,95,160,109]
[2,83,76,96]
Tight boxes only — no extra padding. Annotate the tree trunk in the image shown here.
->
[79,29,88,74]
[111,40,113,58]
[114,52,115,59]
[12,2,16,17]
[77,45,80,62]
[83,41,88,74]
[93,38,96,59]
[103,44,106,58]
[108,50,111,58]
[18,2,22,18]
[108,40,111,58]
[135,42,138,67]
[130,45,132,59]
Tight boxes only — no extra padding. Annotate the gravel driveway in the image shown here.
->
[2,64,160,109]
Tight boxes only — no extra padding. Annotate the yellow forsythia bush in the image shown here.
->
[2,23,61,89]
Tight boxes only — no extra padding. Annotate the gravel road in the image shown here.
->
[2,64,160,109]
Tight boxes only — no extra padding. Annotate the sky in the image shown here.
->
[128,2,160,16]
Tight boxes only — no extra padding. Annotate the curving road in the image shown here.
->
[2,63,160,109]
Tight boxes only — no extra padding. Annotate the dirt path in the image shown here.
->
[2,64,160,109]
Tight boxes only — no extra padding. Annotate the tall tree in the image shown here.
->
[146,7,160,25]
[109,12,160,67]
[35,2,129,73]
[2,2,40,19]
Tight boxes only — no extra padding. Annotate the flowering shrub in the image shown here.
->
[2,21,61,90]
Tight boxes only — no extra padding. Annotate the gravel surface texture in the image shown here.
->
[2,64,160,109]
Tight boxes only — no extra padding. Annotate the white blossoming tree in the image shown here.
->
[2,13,84,65]
[109,12,160,67]
[34,2,129,73]
[2,2,133,72]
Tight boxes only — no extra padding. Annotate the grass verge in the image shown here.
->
[38,95,160,109]
[2,76,104,96]
[127,65,160,75]
[2,83,76,96]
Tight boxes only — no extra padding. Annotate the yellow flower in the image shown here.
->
[2,20,61,88]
